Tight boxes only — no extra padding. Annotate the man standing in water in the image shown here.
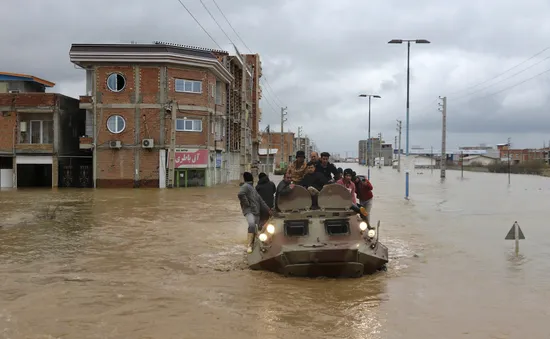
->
[238,172,271,254]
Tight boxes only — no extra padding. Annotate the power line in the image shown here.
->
[453,55,550,101]
[198,0,233,44]
[469,66,550,100]
[175,0,222,49]
[448,46,550,96]
[210,0,285,108]
[174,0,283,113]
[211,0,252,52]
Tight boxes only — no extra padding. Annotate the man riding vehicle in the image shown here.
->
[286,150,308,183]
[315,152,340,182]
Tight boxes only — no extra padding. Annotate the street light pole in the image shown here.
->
[359,94,381,180]
[388,39,431,156]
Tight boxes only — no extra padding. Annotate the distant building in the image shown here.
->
[259,131,295,168]
[461,155,498,166]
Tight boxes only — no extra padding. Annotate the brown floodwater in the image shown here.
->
[1,163,550,339]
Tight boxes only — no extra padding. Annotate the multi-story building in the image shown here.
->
[0,72,86,188]
[259,132,295,168]
[69,42,236,188]
[246,53,262,171]
[294,137,310,154]
[358,140,367,165]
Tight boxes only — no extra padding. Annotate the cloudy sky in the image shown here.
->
[3,0,550,155]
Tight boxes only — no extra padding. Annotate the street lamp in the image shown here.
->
[388,39,431,156]
[359,94,381,180]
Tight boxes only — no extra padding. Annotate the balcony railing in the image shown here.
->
[79,96,93,109]
[79,136,93,150]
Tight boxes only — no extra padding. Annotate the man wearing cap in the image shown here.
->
[286,150,308,183]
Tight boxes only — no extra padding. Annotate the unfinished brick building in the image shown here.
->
[0,72,87,188]
[69,42,267,188]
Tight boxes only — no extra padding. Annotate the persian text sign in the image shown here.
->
[175,149,208,168]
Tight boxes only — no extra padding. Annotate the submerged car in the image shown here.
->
[247,183,389,278]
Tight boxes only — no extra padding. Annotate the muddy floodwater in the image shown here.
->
[2,164,550,339]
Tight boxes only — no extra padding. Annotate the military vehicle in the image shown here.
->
[247,183,388,278]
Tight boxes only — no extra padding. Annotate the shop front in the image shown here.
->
[174,148,208,188]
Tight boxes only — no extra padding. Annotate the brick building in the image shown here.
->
[0,72,87,188]
[246,54,262,168]
[497,143,549,164]
[69,42,233,188]
[259,132,295,168]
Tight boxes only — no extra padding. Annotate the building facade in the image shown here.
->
[259,132,295,168]
[0,72,87,188]
[69,42,236,188]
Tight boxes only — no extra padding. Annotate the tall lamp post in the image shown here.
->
[388,39,431,156]
[359,94,381,180]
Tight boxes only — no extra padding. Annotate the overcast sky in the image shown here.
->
[3,0,550,155]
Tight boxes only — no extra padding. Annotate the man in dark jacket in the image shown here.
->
[238,172,271,253]
[299,161,328,193]
[315,152,340,182]
[275,171,294,212]
[256,172,276,208]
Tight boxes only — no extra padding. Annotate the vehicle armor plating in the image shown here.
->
[247,184,389,278]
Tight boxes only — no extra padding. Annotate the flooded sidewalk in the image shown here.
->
[1,167,550,338]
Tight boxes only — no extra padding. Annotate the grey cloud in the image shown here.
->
[3,0,550,152]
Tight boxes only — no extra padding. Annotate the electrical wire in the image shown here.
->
[174,0,222,50]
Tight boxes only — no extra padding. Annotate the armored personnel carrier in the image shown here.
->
[247,183,389,278]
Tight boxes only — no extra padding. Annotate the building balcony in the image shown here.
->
[16,143,53,153]
[79,136,93,150]
[79,95,93,110]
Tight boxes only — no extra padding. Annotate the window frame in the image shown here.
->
[106,115,126,134]
[175,79,202,94]
[28,120,53,144]
[175,118,202,132]
[106,73,126,93]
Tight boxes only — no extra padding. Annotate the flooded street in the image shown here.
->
[2,164,550,339]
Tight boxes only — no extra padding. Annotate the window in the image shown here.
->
[175,118,202,132]
[106,73,126,92]
[215,80,223,105]
[175,79,202,94]
[106,115,126,134]
[29,120,54,144]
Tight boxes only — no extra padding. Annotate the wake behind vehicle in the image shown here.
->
[247,183,389,278]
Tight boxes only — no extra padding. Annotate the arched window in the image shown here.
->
[106,115,126,134]
[106,73,126,92]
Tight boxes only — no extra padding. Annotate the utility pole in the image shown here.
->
[431,146,433,174]
[396,120,402,172]
[266,125,271,173]
[378,132,382,168]
[439,96,447,179]
[461,150,464,179]
[508,137,511,185]
[166,101,177,188]
[280,107,288,168]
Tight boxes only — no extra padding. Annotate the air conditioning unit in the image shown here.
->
[109,140,122,149]
[142,138,154,148]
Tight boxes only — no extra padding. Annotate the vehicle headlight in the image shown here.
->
[359,221,368,231]
[367,229,376,238]
[266,224,275,234]
[258,233,268,242]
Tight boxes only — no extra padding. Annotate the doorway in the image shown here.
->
[17,164,52,187]
[175,169,206,188]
